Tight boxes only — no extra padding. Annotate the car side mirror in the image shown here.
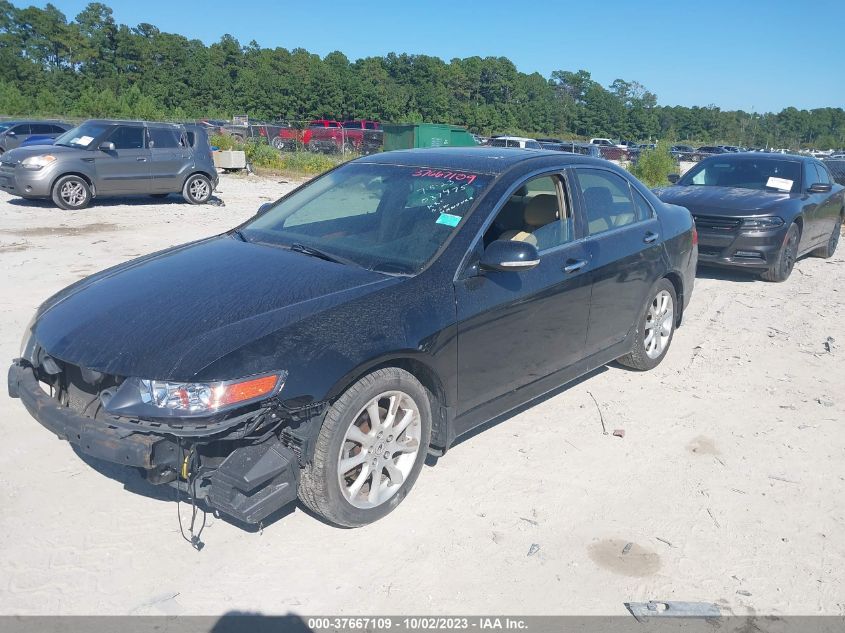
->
[98,141,115,151]
[257,202,272,215]
[807,182,832,194]
[480,240,540,273]
[668,174,680,184]
[6,131,15,137]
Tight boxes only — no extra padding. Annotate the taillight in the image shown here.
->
[692,226,699,245]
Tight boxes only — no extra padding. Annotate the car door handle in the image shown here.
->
[563,259,587,273]
[136,157,148,162]
[644,231,659,243]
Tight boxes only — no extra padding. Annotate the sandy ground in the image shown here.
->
[0,172,843,618]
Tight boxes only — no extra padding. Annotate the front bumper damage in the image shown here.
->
[8,359,320,525]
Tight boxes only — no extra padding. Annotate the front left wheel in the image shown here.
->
[52,175,91,210]
[299,368,432,527]
[617,279,677,371]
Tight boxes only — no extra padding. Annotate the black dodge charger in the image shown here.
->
[9,148,697,529]
[656,153,843,281]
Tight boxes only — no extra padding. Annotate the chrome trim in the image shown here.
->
[500,259,540,267]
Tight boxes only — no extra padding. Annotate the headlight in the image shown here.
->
[741,216,784,229]
[102,371,287,419]
[138,372,287,414]
[21,154,57,170]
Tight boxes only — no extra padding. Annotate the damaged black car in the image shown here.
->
[8,148,697,531]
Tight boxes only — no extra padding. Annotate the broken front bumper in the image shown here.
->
[8,360,300,524]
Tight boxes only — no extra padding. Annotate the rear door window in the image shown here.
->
[574,168,638,235]
[30,123,53,134]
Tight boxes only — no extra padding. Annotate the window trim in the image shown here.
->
[571,165,655,239]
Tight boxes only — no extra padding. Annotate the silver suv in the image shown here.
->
[0,119,218,209]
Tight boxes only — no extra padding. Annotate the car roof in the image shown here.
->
[85,119,183,128]
[704,151,805,161]
[357,147,610,175]
[1,120,65,125]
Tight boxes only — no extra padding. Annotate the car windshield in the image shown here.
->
[0,123,12,132]
[54,122,111,148]
[241,163,493,274]
[678,157,802,193]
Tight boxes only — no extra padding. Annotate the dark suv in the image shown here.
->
[0,120,70,154]
[0,119,218,209]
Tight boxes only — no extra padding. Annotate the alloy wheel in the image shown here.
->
[337,390,422,509]
[189,177,210,201]
[644,290,674,359]
[60,180,86,207]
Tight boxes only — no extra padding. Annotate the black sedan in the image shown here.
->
[9,148,697,529]
[656,153,844,281]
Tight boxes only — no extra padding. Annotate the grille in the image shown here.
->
[698,245,723,257]
[693,215,742,231]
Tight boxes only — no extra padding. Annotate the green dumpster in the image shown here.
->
[383,123,478,151]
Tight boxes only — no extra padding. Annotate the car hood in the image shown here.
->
[2,144,88,162]
[32,235,396,380]
[653,185,794,216]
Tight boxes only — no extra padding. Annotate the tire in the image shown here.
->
[51,175,91,210]
[150,193,169,199]
[182,174,212,204]
[811,215,842,259]
[761,222,800,282]
[299,367,432,527]
[271,137,284,150]
[617,278,677,371]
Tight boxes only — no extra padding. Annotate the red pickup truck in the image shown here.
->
[302,119,383,153]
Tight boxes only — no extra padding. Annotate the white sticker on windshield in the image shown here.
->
[766,176,792,191]
[78,135,94,145]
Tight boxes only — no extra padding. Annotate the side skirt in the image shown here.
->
[443,333,635,452]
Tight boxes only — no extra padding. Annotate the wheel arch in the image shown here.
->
[662,271,685,327]
[50,171,96,196]
[322,352,450,451]
[183,169,215,186]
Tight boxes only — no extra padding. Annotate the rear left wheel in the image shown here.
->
[182,174,212,204]
[299,368,432,527]
[617,279,677,371]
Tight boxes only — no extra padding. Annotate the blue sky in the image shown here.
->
[32,0,845,113]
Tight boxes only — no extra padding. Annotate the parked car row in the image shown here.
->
[202,118,385,154]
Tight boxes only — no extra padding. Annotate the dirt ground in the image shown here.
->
[0,172,843,617]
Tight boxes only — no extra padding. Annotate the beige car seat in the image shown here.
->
[498,194,559,246]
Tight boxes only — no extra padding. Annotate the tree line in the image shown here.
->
[1,1,844,149]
